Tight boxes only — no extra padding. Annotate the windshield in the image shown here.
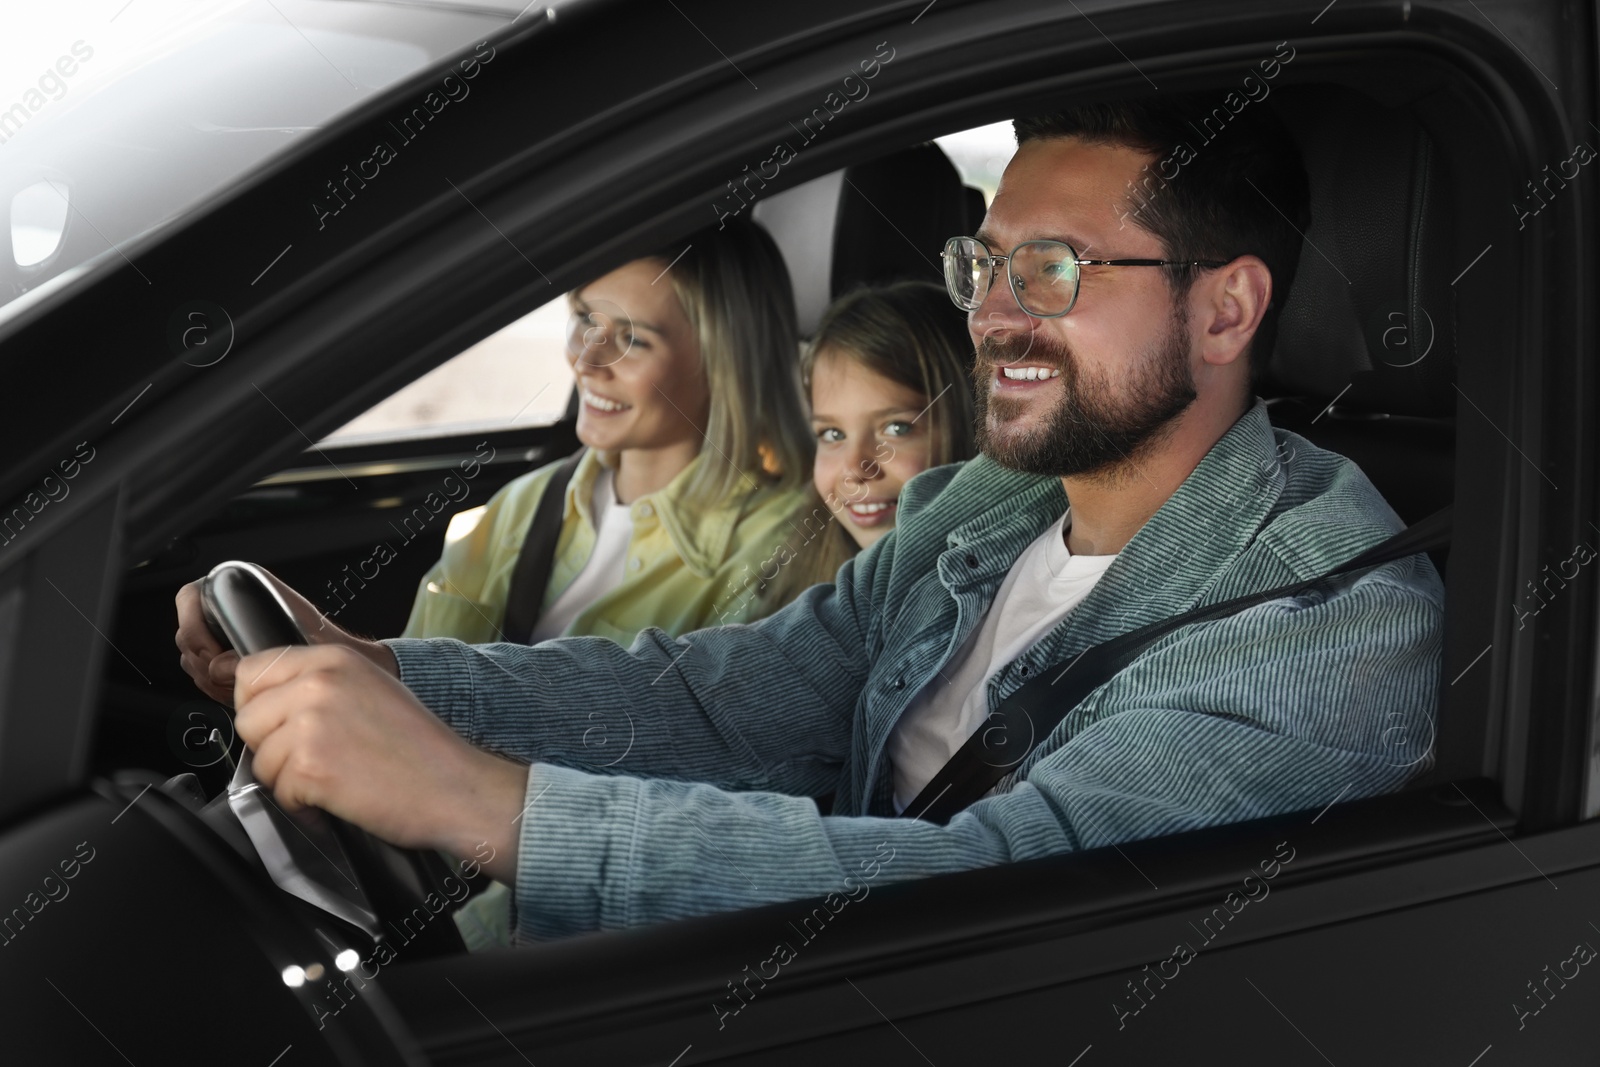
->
[0,0,510,314]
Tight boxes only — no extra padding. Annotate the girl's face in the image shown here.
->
[566,259,710,455]
[810,347,936,550]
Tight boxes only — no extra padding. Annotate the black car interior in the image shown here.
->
[7,0,1590,1052]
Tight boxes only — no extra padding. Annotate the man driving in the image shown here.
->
[174,95,1445,945]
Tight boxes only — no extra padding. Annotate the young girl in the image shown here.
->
[761,280,976,607]
[402,217,814,647]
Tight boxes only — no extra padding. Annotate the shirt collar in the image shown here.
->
[949,399,1286,646]
[563,448,607,530]
[563,449,754,578]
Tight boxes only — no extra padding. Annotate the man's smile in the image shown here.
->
[990,362,1063,394]
[999,364,1062,380]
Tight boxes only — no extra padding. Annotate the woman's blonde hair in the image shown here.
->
[763,280,977,605]
[645,218,811,505]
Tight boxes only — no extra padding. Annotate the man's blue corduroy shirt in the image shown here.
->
[385,400,1445,941]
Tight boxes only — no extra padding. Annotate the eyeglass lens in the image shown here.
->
[943,238,1081,317]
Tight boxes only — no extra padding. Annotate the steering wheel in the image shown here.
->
[198,562,466,957]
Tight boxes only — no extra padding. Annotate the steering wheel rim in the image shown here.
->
[200,561,466,958]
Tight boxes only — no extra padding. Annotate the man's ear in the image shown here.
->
[1198,255,1272,368]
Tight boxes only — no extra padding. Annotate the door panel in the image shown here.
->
[389,783,1600,1064]
[709,865,1600,1065]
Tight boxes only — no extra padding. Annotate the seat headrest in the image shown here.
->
[830,142,980,296]
[755,142,985,335]
[1267,86,1456,417]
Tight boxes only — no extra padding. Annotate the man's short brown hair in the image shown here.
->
[1015,94,1310,386]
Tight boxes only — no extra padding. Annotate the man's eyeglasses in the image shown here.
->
[940,236,1228,318]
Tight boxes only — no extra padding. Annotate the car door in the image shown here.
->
[0,0,1595,1064]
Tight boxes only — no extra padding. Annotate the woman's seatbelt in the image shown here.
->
[500,447,588,644]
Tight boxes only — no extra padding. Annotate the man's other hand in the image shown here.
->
[174,566,398,705]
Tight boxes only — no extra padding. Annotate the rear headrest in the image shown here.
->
[830,142,980,296]
[1268,86,1456,417]
[755,143,985,335]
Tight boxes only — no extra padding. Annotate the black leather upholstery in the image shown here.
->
[830,142,985,296]
[1265,87,1464,786]
[753,142,985,335]
[1264,85,1456,530]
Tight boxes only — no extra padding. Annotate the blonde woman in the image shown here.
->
[402,218,812,951]
[402,217,813,648]
[762,281,976,607]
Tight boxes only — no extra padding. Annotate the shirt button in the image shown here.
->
[893,676,905,690]
[636,502,653,518]
[1018,664,1030,677]
[965,553,979,568]
[628,557,642,572]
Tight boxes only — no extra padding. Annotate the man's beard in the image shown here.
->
[972,307,1197,481]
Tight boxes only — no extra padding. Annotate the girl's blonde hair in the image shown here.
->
[764,280,977,605]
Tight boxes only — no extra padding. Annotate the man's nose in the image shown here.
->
[970,274,1034,344]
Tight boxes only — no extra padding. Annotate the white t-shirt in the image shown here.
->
[888,507,1118,812]
[529,466,635,642]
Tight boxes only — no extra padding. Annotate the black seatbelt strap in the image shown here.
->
[900,503,1452,824]
[499,447,587,645]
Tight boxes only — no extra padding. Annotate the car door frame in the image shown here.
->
[0,0,1594,1061]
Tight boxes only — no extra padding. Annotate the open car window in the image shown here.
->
[320,294,573,445]
[317,118,1017,449]
[933,120,1015,204]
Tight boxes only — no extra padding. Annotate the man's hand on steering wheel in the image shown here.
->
[231,643,525,884]
[174,567,523,884]
[174,567,398,705]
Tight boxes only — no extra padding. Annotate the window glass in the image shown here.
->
[934,120,1017,205]
[324,118,1019,449]
[321,296,573,445]
[0,0,501,314]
